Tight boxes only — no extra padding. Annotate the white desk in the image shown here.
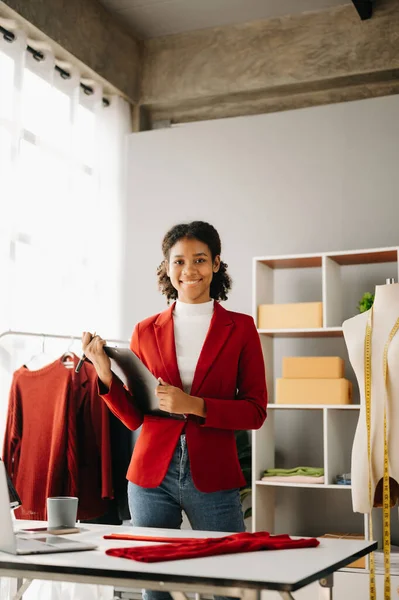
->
[0,523,377,600]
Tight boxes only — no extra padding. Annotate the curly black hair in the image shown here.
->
[157,221,232,303]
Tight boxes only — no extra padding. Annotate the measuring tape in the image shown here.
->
[365,308,399,600]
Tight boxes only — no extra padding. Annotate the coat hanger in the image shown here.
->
[61,337,75,369]
[25,335,46,368]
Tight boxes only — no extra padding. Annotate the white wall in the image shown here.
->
[124,93,399,335]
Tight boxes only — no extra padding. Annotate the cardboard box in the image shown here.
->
[282,357,344,379]
[258,302,323,329]
[321,534,365,568]
[276,378,352,405]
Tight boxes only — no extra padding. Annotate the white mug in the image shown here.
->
[47,496,78,529]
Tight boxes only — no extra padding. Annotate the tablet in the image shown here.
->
[104,346,185,420]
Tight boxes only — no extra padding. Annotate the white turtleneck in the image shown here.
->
[173,299,214,394]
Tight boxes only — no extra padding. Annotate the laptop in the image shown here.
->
[0,458,21,508]
[0,462,97,555]
[104,345,185,420]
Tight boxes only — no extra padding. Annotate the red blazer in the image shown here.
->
[101,301,267,493]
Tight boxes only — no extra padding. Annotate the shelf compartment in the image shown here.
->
[253,259,323,325]
[272,408,324,474]
[271,487,365,539]
[256,480,352,490]
[328,248,398,266]
[257,327,343,338]
[268,404,360,410]
[325,408,359,485]
[323,247,399,327]
[255,253,322,269]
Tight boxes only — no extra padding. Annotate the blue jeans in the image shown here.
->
[128,434,245,600]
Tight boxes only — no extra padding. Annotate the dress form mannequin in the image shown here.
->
[343,282,399,513]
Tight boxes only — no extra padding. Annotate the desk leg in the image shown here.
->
[171,589,261,600]
[171,592,190,600]
[12,579,33,600]
[318,574,333,600]
[241,589,260,600]
[278,593,295,599]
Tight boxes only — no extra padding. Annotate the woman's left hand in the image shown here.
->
[155,378,206,417]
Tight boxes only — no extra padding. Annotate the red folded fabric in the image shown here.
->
[105,531,319,562]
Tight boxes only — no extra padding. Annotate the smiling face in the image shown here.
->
[166,237,220,304]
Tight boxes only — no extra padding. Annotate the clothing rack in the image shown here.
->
[0,330,128,346]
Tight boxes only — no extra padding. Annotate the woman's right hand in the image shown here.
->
[82,332,112,389]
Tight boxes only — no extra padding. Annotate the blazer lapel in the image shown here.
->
[153,302,183,388]
[191,302,234,396]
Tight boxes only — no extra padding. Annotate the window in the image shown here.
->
[0,43,116,335]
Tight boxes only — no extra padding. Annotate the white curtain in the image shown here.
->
[0,27,131,339]
[0,24,131,600]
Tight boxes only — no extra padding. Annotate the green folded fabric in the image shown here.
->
[263,466,324,477]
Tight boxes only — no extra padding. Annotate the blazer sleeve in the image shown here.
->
[99,324,144,431]
[201,319,267,430]
[2,374,23,480]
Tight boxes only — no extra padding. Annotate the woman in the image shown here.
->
[83,220,267,599]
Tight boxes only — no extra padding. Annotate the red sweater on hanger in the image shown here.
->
[2,356,113,520]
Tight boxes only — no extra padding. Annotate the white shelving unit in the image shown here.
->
[251,246,399,597]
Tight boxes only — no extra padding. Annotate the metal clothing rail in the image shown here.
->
[0,330,128,346]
